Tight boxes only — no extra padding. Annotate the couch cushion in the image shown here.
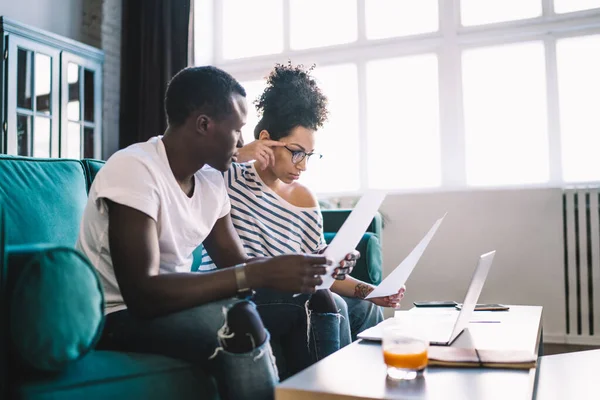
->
[0,156,87,247]
[8,244,104,372]
[81,159,105,193]
[15,351,218,400]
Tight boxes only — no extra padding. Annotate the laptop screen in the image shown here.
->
[449,250,496,340]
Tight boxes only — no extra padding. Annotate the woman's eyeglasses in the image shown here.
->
[284,146,323,164]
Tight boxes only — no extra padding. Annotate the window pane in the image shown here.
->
[239,79,267,146]
[222,0,283,59]
[67,122,81,159]
[555,0,600,13]
[17,114,31,156]
[35,53,52,115]
[68,63,81,121]
[366,0,438,40]
[33,117,50,158]
[84,127,95,159]
[84,69,95,122]
[194,0,214,65]
[462,42,549,186]
[17,49,33,110]
[557,35,600,182]
[367,55,441,189]
[461,0,542,26]
[300,64,360,193]
[290,0,357,50]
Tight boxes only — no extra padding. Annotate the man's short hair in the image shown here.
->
[165,66,246,126]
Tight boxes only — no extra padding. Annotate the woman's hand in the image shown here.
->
[316,246,360,280]
[332,250,360,280]
[236,140,286,170]
[368,286,406,308]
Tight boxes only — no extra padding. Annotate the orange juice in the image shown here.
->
[383,348,428,370]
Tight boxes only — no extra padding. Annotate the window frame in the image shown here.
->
[196,0,600,195]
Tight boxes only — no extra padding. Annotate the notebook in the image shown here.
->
[428,347,536,369]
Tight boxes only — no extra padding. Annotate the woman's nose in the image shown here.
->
[297,157,308,171]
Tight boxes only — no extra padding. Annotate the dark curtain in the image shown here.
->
[119,0,192,149]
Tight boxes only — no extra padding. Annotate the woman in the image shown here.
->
[200,63,404,373]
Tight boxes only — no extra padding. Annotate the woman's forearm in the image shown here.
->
[332,275,375,299]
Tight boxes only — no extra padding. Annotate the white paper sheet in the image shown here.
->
[365,213,446,299]
[316,190,388,290]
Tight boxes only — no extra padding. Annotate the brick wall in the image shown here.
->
[82,0,121,159]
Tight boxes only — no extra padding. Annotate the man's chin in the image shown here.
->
[207,160,231,172]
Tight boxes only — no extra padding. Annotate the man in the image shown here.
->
[76,66,344,400]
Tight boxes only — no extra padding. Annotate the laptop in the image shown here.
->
[357,250,496,346]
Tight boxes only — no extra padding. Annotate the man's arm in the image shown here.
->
[107,201,330,318]
[108,201,243,318]
[201,213,249,268]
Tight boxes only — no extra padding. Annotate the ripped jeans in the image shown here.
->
[253,289,346,380]
[100,299,278,400]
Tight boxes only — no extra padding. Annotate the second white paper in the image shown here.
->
[365,213,447,299]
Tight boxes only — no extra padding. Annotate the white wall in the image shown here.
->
[1,0,84,41]
[341,188,567,341]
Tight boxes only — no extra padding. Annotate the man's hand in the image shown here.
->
[368,286,406,308]
[245,254,333,294]
[236,140,286,169]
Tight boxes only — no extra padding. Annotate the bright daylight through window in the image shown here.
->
[196,0,600,194]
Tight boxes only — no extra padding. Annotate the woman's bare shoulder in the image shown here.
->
[289,182,319,208]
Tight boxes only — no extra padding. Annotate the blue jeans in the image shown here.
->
[253,289,342,379]
[100,299,278,400]
[333,294,384,342]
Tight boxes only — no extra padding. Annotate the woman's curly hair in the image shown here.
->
[253,62,328,140]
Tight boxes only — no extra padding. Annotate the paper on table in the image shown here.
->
[316,190,387,290]
[365,213,446,299]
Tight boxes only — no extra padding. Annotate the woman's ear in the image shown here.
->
[258,130,271,141]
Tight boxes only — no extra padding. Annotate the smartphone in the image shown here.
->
[413,301,458,308]
[455,303,509,311]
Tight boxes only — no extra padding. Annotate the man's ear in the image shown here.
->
[195,115,211,135]
[258,130,271,141]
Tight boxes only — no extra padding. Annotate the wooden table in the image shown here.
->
[276,305,542,400]
[534,349,600,399]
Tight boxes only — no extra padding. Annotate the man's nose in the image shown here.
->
[237,134,244,148]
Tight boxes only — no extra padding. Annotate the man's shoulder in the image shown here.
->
[101,141,161,175]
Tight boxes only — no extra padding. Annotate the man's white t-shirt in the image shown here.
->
[76,136,231,314]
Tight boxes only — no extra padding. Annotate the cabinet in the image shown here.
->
[1,17,104,159]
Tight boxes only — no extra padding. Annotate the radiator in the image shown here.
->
[563,188,600,344]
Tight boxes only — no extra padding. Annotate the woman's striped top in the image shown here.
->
[199,162,325,271]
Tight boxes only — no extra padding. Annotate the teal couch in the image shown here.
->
[0,155,383,399]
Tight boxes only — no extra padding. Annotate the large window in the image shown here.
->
[197,0,600,194]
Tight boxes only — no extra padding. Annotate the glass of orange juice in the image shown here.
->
[382,324,429,381]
